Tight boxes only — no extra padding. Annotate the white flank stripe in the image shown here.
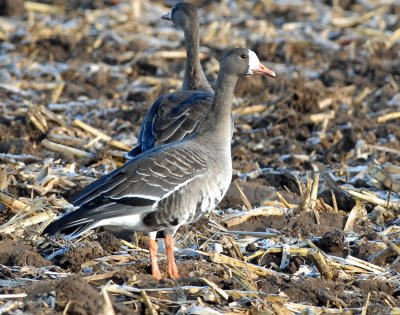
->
[94,214,149,231]
[153,174,204,209]
[109,194,160,201]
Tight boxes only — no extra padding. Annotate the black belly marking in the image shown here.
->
[170,218,179,226]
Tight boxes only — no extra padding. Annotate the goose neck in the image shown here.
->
[212,71,237,119]
[197,71,237,142]
[182,26,212,92]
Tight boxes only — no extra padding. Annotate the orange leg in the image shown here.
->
[148,239,162,280]
[165,235,180,279]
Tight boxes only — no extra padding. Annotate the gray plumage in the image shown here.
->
[43,47,276,279]
[44,142,223,237]
[126,2,213,159]
[168,2,213,93]
[44,47,275,237]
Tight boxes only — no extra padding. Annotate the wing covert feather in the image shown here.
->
[127,91,213,158]
[73,144,209,209]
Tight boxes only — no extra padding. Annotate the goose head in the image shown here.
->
[220,48,276,78]
[162,2,198,31]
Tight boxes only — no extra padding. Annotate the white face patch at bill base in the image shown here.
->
[246,49,261,75]
[162,11,172,20]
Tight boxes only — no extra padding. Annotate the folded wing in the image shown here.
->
[126,91,213,158]
[43,143,209,237]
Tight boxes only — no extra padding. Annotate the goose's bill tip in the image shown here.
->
[161,12,172,21]
[254,63,276,78]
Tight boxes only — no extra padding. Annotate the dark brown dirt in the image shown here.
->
[55,276,131,315]
[258,276,399,308]
[220,179,276,209]
[319,189,356,212]
[58,242,104,271]
[96,231,121,253]
[230,211,346,237]
[318,229,345,255]
[0,238,50,267]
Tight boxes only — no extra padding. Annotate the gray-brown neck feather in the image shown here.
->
[182,25,213,93]
[198,71,237,142]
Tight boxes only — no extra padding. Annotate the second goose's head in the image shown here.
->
[162,2,198,31]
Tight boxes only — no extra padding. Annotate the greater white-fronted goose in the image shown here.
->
[162,2,213,93]
[125,2,213,158]
[43,48,276,280]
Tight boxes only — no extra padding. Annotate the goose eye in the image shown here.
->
[240,54,248,59]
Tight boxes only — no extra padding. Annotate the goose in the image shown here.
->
[125,2,213,158]
[162,2,213,93]
[43,48,276,280]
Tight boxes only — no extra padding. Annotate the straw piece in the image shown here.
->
[308,250,334,280]
[48,99,100,111]
[368,240,400,263]
[387,28,400,48]
[222,206,287,227]
[246,248,310,261]
[106,284,271,301]
[230,268,258,291]
[137,76,182,88]
[234,182,252,210]
[299,176,312,212]
[0,167,7,190]
[0,210,55,234]
[73,119,131,151]
[47,134,87,148]
[227,236,245,261]
[342,187,400,210]
[232,105,268,116]
[275,192,296,209]
[285,301,362,313]
[120,239,149,253]
[379,235,400,259]
[51,82,65,104]
[0,293,27,298]
[84,271,118,282]
[201,278,229,300]
[377,112,400,124]
[309,171,319,210]
[101,284,116,315]
[309,110,335,124]
[24,1,63,13]
[368,164,400,193]
[332,6,386,28]
[331,192,339,212]
[280,244,291,270]
[344,201,364,232]
[366,144,400,156]
[42,139,95,159]
[223,230,279,238]
[28,110,48,134]
[353,87,372,105]
[0,153,41,163]
[345,255,386,273]
[141,290,158,315]
[0,301,24,314]
[361,292,371,315]
[197,250,290,279]
[318,98,332,109]
[0,191,30,213]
